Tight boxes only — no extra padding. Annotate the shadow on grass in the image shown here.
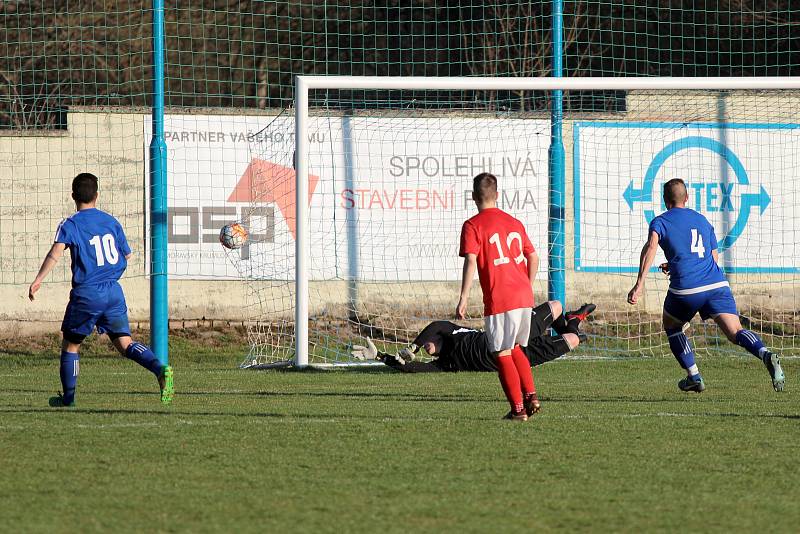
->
[169,390,477,401]
[540,395,729,403]
[5,387,791,406]
[0,406,798,422]
[0,406,475,422]
[4,388,480,402]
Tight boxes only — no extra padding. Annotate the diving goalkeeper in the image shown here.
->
[351,302,594,373]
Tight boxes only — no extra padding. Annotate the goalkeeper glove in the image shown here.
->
[397,344,418,364]
[351,339,418,365]
[350,338,378,360]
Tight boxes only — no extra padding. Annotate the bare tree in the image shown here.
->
[461,1,609,110]
[1,0,798,125]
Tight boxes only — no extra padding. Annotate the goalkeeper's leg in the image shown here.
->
[520,298,595,368]
[552,303,595,336]
[525,331,579,367]
[532,301,558,334]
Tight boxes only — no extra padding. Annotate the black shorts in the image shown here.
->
[525,335,565,366]
[528,304,551,340]
[525,305,565,366]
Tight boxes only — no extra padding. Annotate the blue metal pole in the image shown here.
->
[548,0,566,305]
[150,0,168,365]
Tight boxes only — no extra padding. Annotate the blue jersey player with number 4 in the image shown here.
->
[627,178,784,393]
[29,173,174,407]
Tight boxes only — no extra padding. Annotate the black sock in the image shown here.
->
[564,318,582,335]
[552,315,569,335]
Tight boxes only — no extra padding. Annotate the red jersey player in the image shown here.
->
[457,172,539,421]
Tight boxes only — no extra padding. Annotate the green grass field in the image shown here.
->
[1,331,798,533]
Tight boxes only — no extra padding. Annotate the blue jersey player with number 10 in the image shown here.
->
[627,178,784,393]
[28,173,174,407]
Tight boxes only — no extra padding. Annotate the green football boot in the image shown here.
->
[159,365,174,405]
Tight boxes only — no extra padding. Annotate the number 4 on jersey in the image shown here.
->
[690,228,705,258]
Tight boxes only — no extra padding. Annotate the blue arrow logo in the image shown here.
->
[719,186,771,250]
[744,185,771,215]
[623,181,649,210]
[624,136,770,252]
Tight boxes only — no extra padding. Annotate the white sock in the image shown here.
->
[687,364,700,377]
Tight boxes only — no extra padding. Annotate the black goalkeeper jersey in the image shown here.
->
[413,321,497,372]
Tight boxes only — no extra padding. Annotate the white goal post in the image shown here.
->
[290,75,800,368]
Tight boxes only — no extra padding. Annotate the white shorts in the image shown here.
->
[484,307,532,353]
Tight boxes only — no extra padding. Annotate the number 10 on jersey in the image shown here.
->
[89,234,119,266]
[489,231,524,266]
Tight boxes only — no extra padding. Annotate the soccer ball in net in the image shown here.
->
[219,223,248,250]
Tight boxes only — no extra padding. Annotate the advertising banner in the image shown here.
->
[574,122,800,273]
[147,114,551,280]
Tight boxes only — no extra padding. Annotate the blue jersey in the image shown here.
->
[54,208,131,287]
[649,207,726,291]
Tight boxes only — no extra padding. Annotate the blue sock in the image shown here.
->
[125,342,163,376]
[60,351,80,405]
[665,327,699,377]
[735,329,766,359]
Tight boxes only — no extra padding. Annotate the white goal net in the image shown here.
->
[234,77,800,368]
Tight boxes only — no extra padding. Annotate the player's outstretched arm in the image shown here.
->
[28,243,65,301]
[627,231,659,305]
[456,253,477,319]
[351,338,416,363]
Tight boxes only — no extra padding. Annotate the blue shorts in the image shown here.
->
[61,281,131,343]
[663,285,738,324]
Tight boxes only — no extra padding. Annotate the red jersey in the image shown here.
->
[459,207,535,316]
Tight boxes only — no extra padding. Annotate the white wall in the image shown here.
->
[2,91,798,335]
